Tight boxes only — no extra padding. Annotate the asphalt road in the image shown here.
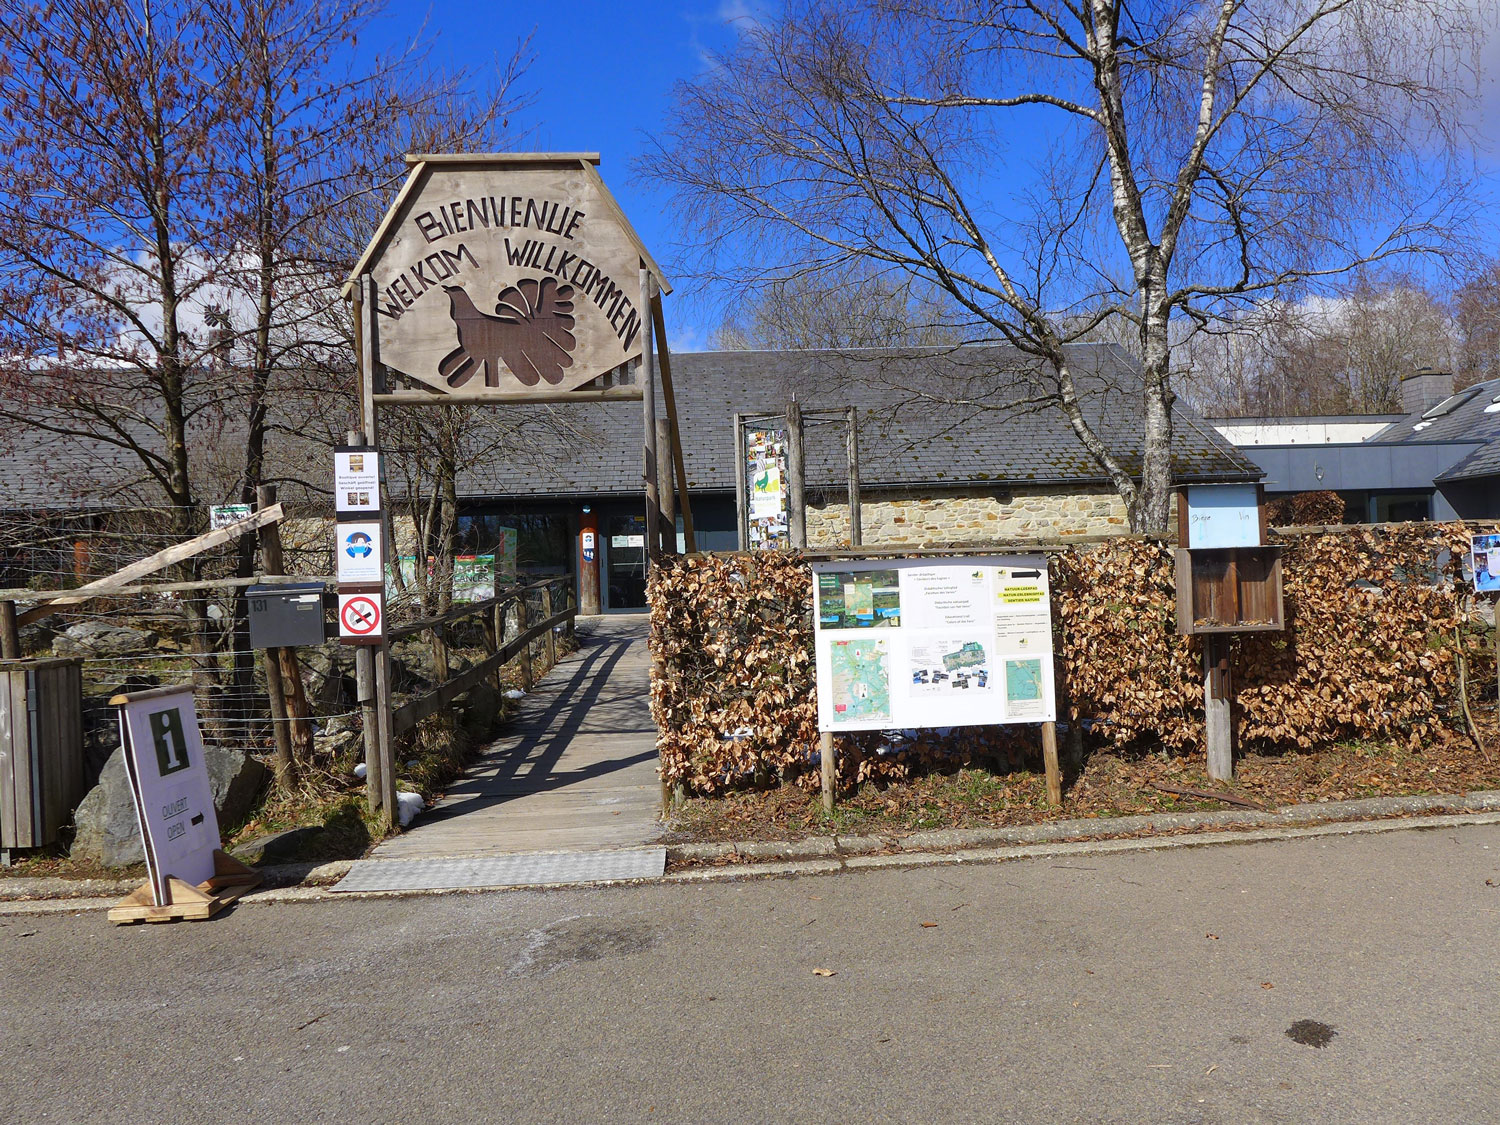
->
[3,825,1498,1124]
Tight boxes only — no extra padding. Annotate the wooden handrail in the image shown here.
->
[391,603,575,735]
[385,576,570,640]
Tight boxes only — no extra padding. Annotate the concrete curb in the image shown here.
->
[662,789,1500,866]
[3,790,1499,916]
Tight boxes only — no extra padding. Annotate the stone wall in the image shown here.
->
[807,485,1136,546]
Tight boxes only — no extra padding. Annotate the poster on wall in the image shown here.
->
[811,556,1056,732]
[1472,534,1500,593]
[746,428,791,548]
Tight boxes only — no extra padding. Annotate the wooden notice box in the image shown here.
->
[1174,546,1284,635]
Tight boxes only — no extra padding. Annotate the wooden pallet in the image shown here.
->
[108,850,262,925]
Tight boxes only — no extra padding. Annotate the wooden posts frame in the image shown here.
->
[351,260,692,827]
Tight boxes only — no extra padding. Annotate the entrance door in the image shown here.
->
[603,513,648,609]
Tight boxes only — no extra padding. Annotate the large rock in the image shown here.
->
[53,621,159,658]
[71,744,270,868]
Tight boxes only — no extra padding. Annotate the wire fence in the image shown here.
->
[0,504,557,792]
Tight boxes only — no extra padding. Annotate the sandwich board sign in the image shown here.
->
[115,686,220,904]
[811,557,1056,732]
[346,154,670,397]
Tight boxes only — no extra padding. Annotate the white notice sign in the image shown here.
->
[117,688,220,903]
[335,520,385,584]
[334,448,382,515]
[812,556,1056,732]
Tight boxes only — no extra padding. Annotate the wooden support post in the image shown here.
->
[516,593,534,691]
[261,644,296,790]
[640,268,661,569]
[429,625,450,684]
[1041,721,1062,807]
[820,731,835,812]
[489,602,505,690]
[786,401,807,549]
[375,644,396,831]
[252,488,298,789]
[1204,634,1234,781]
[0,600,18,659]
[733,413,749,550]
[846,406,862,547]
[541,583,557,669]
[651,295,696,553]
[656,417,677,555]
[256,486,313,764]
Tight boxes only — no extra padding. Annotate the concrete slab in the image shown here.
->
[332,847,667,893]
[372,614,664,861]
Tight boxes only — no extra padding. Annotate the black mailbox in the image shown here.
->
[247,582,328,648]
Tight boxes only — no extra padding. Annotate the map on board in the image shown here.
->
[828,637,892,724]
[909,635,992,697]
[1005,658,1045,704]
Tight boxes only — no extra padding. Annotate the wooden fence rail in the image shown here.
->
[390,577,576,736]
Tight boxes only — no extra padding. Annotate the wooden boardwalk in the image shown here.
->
[370,614,663,860]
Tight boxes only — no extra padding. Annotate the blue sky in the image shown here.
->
[377,0,751,348]
[372,0,1500,350]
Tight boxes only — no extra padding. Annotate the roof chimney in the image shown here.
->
[1401,367,1454,415]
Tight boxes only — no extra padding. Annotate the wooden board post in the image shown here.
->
[786,401,807,549]
[1204,634,1234,780]
[820,731,836,812]
[1041,721,1062,806]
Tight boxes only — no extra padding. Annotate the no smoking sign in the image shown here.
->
[338,590,384,644]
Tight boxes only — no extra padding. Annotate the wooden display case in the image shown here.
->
[1174,546,1284,635]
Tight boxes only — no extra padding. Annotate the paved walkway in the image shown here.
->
[370,614,662,860]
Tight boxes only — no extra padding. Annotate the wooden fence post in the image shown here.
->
[256,485,313,763]
[516,593,534,691]
[541,582,556,670]
[0,601,18,660]
[254,487,297,789]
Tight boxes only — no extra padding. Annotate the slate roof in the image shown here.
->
[1366,378,1500,482]
[0,344,1258,510]
[454,343,1259,498]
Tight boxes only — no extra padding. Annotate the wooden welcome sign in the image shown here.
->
[347,154,670,397]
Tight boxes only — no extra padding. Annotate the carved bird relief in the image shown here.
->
[438,277,577,388]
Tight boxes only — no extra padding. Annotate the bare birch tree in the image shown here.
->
[644,0,1482,531]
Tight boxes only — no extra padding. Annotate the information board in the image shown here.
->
[116,687,220,903]
[811,557,1056,732]
[334,448,382,515]
[335,520,385,584]
[1184,484,1261,549]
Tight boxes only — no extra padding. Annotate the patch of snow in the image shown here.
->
[396,790,425,827]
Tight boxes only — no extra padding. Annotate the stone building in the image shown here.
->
[450,343,1258,609]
